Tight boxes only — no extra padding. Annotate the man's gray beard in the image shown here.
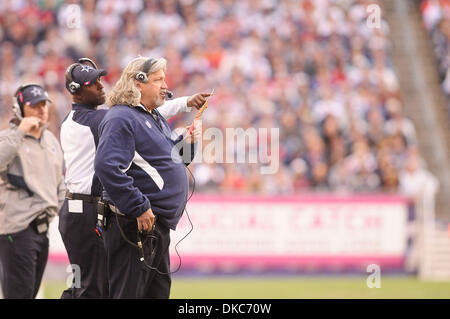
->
[155,96,165,107]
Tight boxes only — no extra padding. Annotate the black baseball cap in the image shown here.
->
[16,84,51,107]
[65,64,107,93]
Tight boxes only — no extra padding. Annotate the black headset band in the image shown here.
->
[141,58,157,74]
[78,57,98,70]
[66,63,80,85]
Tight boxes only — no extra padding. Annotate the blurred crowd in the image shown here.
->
[420,0,450,122]
[0,0,430,196]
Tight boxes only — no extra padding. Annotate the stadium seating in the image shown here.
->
[0,0,426,195]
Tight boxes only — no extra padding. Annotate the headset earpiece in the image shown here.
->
[68,81,80,94]
[136,71,148,83]
[135,58,157,83]
[66,63,82,94]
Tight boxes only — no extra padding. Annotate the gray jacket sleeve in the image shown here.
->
[0,128,25,173]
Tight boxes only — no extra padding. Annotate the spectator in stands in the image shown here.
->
[399,149,437,198]
[0,0,426,195]
[420,0,450,120]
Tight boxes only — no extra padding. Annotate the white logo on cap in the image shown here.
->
[80,65,92,72]
[30,87,42,96]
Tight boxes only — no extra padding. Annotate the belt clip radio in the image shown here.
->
[33,213,49,234]
[97,200,108,229]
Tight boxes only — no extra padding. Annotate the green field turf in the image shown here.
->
[41,276,450,299]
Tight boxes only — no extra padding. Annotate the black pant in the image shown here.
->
[58,199,108,299]
[0,225,48,299]
[103,212,171,299]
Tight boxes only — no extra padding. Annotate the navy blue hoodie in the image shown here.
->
[94,104,194,230]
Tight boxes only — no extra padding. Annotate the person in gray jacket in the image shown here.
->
[0,84,65,299]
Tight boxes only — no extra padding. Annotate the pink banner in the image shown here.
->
[49,194,412,271]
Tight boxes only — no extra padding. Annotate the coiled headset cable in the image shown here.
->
[114,164,196,275]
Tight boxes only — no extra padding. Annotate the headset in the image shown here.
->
[135,58,173,98]
[12,84,47,120]
[66,58,99,94]
[135,58,156,83]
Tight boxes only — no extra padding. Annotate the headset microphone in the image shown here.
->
[165,90,174,99]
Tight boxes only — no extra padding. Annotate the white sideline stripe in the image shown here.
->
[122,151,164,190]
[121,161,132,173]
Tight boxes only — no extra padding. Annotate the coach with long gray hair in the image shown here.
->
[94,57,202,298]
[59,57,208,299]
